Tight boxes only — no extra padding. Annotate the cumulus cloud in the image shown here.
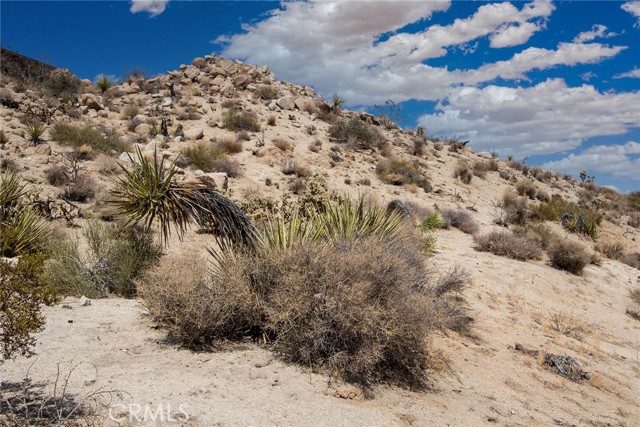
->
[543,141,640,180]
[615,68,640,78]
[622,1,640,26]
[573,24,618,43]
[130,0,168,17]
[417,79,640,156]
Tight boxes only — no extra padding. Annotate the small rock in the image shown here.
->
[78,296,91,306]
[80,93,103,111]
[34,143,51,155]
[477,151,493,159]
[184,127,204,140]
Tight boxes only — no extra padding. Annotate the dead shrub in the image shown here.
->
[45,165,69,186]
[442,209,479,235]
[453,162,473,184]
[499,190,529,226]
[272,137,292,152]
[376,158,431,192]
[62,174,96,202]
[472,159,498,178]
[329,118,384,151]
[475,230,543,260]
[627,212,640,229]
[267,115,277,126]
[281,160,310,178]
[211,156,241,178]
[547,239,590,274]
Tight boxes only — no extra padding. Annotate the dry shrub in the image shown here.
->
[329,118,384,151]
[499,190,529,226]
[179,141,226,171]
[272,137,292,152]
[62,174,96,202]
[628,212,640,229]
[453,162,472,184]
[516,180,537,199]
[138,253,257,345]
[376,158,431,192]
[267,115,277,126]
[622,252,640,270]
[218,136,243,154]
[95,154,121,175]
[472,159,498,178]
[547,239,590,274]
[442,208,479,235]
[281,160,310,178]
[595,240,625,260]
[475,230,543,260]
[45,165,69,186]
[513,223,556,249]
[211,156,241,178]
[222,108,261,132]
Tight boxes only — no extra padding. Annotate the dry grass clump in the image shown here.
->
[50,124,129,153]
[267,115,277,126]
[442,208,479,235]
[453,161,473,184]
[498,190,529,226]
[272,137,292,152]
[376,158,431,192]
[627,212,640,228]
[472,159,498,178]
[547,239,591,274]
[254,85,280,100]
[475,230,543,260]
[595,240,625,260]
[120,105,139,120]
[513,223,556,249]
[329,118,384,150]
[179,142,226,171]
[211,156,241,178]
[45,165,69,186]
[222,108,261,132]
[218,136,243,154]
[62,173,96,202]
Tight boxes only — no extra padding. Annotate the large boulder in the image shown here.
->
[80,94,103,111]
[277,96,296,111]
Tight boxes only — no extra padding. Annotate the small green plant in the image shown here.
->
[24,121,45,144]
[179,142,226,172]
[95,74,114,93]
[222,108,261,132]
[330,93,345,111]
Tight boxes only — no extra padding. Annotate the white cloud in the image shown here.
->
[417,79,640,156]
[615,68,640,78]
[490,22,542,48]
[543,142,640,180]
[130,0,168,17]
[622,1,640,26]
[573,24,618,43]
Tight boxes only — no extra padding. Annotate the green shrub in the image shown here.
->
[49,124,129,153]
[1,254,57,362]
[547,239,590,274]
[376,158,431,191]
[44,221,162,297]
[222,108,261,132]
[329,118,383,150]
[475,230,543,260]
[179,142,226,172]
[254,85,279,100]
[24,121,46,144]
[422,211,445,231]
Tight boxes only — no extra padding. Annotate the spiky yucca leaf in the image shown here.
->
[0,206,51,257]
[110,148,256,248]
[422,211,445,231]
[257,213,319,250]
[24,121,46,144]
[0,170,28,210]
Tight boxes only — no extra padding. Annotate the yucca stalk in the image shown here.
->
[109,148,257,248]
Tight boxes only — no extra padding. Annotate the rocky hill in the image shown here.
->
[1,53,639,426]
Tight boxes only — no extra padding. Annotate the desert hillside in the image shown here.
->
[1,52,639,426]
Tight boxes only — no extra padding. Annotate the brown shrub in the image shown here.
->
[281,160,310,178]
[272,137,292,152]
[219,136,243,154]
[499,190,529,225]
[62,174,96,202]
[376,158,431,192]
[267,115,277,126]
[516,180,537,199]
[212,156,241,178]
[453,162,473,184]
[45,165,69,186]
[442,208,479,235]
[628,212,640,229]
[595,241,625,260]
[472,159,498,178]
[475,230,543,260]
[622,252,640,270]
[547,239,590,274]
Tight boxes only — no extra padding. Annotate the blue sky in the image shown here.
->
[2,1,639,191]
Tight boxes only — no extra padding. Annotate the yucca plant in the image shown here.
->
[422,211,445,231]
[1,171,50,257]
[330,93,345,112]
[24,121,46,144]
[95,74,114,93]
[109,148,256,248]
